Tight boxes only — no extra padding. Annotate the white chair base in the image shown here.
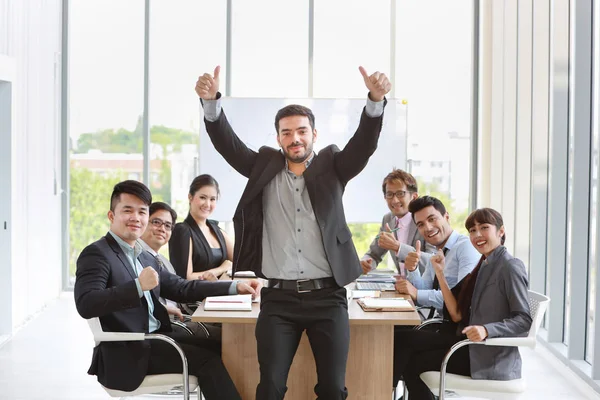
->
[420,371,526,399]
[102,374,199,398]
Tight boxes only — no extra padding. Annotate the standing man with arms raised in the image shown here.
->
[195,65,391,400]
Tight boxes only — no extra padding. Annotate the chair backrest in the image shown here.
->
[527,290,550,341]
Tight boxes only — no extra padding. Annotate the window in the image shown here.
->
[397,1,473,232]
[68,0,144,283]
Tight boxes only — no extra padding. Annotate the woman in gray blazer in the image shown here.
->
[394,208,532,400]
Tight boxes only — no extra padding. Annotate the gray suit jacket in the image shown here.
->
[469,245,532,380]
[363,212,433,274]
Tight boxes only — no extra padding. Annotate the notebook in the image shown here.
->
[204,294,254,311]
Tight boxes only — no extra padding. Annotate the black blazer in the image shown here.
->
[204,99,386,286]
[169,214,227,279]
[74,233,231,391]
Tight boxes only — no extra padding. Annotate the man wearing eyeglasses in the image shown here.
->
[360,169,434,275]
[139,202,186,318]
[140,201,222,339]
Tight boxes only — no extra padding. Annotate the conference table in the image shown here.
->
[192,282,420,400]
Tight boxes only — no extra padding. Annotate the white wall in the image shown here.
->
[0,0,63,330]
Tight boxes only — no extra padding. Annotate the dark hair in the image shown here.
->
[456,208,506,322]
[408,195,447,220]
[110,180,152,211]
[149,202,177,224]
[189,174,220,198]
[465,207,506,245]
[274,104,315,133]
[382,168,418,195]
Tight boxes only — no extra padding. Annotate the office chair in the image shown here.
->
[418,290,550,400]
[87,317,202,400]
[395,317,448,400]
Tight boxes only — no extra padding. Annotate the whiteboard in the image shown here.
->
[199,98,407,223]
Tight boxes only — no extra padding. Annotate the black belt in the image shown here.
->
[267,277,338,293]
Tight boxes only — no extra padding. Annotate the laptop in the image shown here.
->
[355,273,397,291]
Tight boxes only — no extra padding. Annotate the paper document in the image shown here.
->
[204,294,254,311]
[360,298,413,310]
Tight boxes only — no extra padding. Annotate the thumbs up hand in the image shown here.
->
[378,222,400,252]
[405,240,421,272]
[195,66,221,100]
[358,66,392,102]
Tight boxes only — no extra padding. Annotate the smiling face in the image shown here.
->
[141,209,173,252]
[108,193,149,246]
[276,115,317,164]
[469,221,505,257]
[413,205,453,248]
[188,185,218,222]
[384,180,418,218]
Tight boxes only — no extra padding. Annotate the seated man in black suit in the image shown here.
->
[74,180,260,400]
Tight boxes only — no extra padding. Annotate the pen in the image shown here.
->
[375,227,400,239]
[207,300,245,303]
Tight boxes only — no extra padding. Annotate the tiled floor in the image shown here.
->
[0,293,599,400]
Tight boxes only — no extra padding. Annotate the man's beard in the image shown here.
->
[284,142,313,164]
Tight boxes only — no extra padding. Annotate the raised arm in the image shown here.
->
[361,215,391,271]
[431,250,462,322]
[333,66,391,183]
[196,66,258,177]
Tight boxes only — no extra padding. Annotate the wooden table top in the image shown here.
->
[192,280,421,325]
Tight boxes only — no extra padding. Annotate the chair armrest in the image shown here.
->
[414,318,445,330]
[93,331,145,342]
[171,320,194,336]
[484,337,536,348]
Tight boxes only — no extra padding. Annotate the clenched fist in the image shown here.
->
[430,248,446,275]
[195,66,221,100]
[139,266,159,291]
[359,66,392,102]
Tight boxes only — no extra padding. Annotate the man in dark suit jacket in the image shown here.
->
[195,65,391,399]
[74,180,260,399]
[361,168,434,275]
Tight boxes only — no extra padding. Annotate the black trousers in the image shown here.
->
[255,286,349,400]
[146,332,241,400]
[394,329,470,400]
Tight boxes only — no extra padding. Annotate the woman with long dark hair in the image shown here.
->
[169,174,234,281]
[394,208,532,400]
